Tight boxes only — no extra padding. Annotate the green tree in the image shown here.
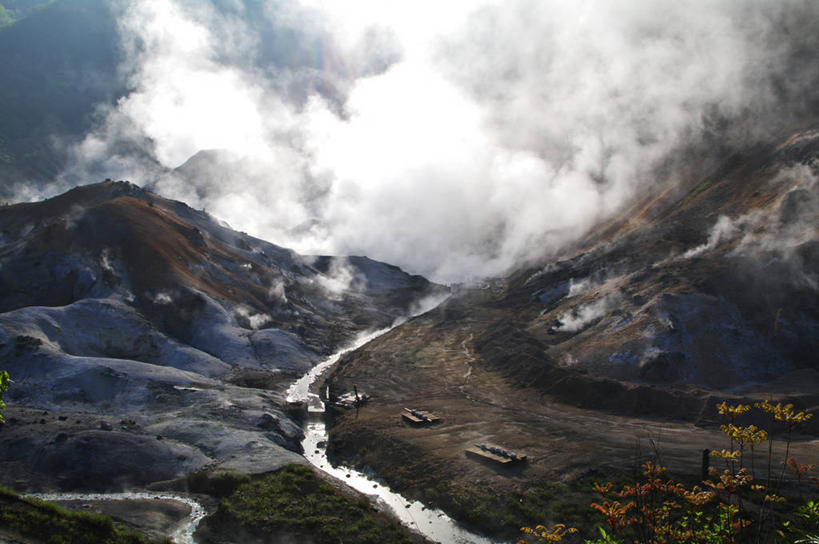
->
[0,370,9,422]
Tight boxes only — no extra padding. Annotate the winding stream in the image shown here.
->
[286,326,497,544]
[28,492,207,544]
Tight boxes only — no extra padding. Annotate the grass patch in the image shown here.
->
[0,487,165,544]
[186,470,251,498]
[211,464,416,544]
[420,476,605,540]
[679,178,713,207]
[330,423,610,540]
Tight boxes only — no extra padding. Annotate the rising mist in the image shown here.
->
[59,0,819,282]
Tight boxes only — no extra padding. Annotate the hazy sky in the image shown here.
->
[69,0,819,282]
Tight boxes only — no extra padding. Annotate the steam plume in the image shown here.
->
[64,0,819,282]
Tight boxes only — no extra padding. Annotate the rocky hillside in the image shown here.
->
[0,180,443,491]
[333,127,819,411]
[323,128,819,538]
[501,130,819,393]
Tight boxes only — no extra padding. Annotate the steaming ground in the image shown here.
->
[322,128,819,538]
[0,181,442,491]
[34,0,818,283]
[2,3,818,540]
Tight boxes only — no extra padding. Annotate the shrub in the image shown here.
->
[518,401,818,544]
[212,464,415,544]
[0,487,159,544]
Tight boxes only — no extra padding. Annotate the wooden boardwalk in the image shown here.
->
[334,391,370,408]
[465,444,527,464]
[402,408,441,425]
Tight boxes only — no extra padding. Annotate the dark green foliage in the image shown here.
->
[0,370,8,422]
[0,487,164,544]
[420,477,602,539]
[186,470,251,498]
[215,465,415,544]
[207,471,251,498]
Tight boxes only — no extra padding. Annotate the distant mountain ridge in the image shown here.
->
[0,0,122,195]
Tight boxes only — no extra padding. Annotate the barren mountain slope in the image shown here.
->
[0,180,443,491]
[324,128,819,537]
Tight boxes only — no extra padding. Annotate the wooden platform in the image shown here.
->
[465,444,527,464]
[334,392,370,408]
[401,408,441,425]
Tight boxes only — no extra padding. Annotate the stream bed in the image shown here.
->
[286,328,497,544]
[27,492,207,544]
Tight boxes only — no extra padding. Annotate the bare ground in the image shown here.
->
[325,314,819,537]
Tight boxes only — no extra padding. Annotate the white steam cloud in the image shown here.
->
[683,215,738,258]
[268,278,288,304]
[672,162,819,290]
[682,163,818,261]
[567,278,591,298]
[556,294,618,333]
[65,0,819,282]
[236,305,273,330]
[735,164,819,256]
[153,292,173,305]
[99,248,115,274]
[302,257,364,300]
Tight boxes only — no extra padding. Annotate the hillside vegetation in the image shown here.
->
[0,1,54,27]
[519,401,819,543]
[0,487,165,544]
[197,465,422,544]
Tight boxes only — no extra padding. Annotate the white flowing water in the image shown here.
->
[28,492,207,544]
[286,325,498,544]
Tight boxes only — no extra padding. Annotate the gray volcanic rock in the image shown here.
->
[0,297,231,378]
[33,431,210,490]
[487,130,819,394]
[0,181,442,491]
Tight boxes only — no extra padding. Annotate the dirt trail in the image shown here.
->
[459,334,475,392]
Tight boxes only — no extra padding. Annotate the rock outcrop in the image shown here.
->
[0,180,444,491]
